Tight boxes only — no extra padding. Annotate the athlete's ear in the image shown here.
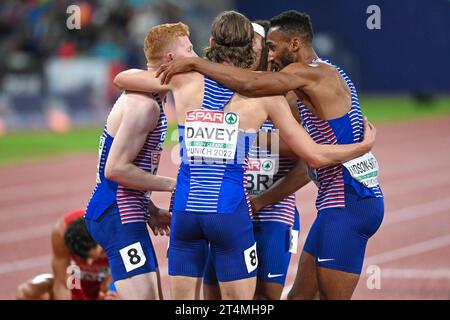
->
[209,37,216,47]
[290,37,302,52]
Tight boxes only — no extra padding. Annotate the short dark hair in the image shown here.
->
[64,218,97,259]
[270,10,313,44]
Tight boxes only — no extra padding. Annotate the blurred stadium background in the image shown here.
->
[0,0,449,164]
[0,0,449,300]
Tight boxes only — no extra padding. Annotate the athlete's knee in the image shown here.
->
[203,283,221,300]
[254,282,283,300]
[287,288,319,300]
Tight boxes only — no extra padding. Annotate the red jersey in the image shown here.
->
[64,209,110,300]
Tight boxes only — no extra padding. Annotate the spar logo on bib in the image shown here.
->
[262,160,274,172]
[225,112,238,125]
[186,110,224,123]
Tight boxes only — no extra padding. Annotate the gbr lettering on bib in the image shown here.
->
[185,110,239,160]
[246,158,277,196]
[343,152,379,188]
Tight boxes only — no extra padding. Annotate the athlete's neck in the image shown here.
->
[295,46,318,65]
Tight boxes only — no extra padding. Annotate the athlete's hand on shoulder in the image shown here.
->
[147,207,171,236]
[362,116,376,152]
[156,57,199,84]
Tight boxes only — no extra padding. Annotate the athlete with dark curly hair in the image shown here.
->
[16,209,116,300]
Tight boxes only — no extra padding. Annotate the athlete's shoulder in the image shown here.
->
[122,92,161,117]
[170,71,202,87]
[251,94,290,112]
[282,61,326,80]
[51,215,68,253]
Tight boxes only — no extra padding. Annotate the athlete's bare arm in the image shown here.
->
[263,96,375,168]
[105,92,175,192]
[156,57,318,97]
[251,160,311,212]
[113,69,172,94]
[260,91,303,158]
[51,218,71,300]
[113,68,203,124]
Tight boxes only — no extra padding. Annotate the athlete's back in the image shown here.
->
[84,92,168,295]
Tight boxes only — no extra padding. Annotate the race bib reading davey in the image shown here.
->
[185,110,239,160]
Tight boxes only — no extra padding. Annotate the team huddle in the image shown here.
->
[18,10,384,300]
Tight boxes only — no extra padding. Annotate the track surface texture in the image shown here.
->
[1,117,449,299]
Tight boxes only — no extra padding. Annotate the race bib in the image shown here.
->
[289,229,299,254]
[244,242,258,273]
[246,158,277,196]
[95,135,106,184]
[150,151,161,175]
[184,110,239,160]
[119,242,147,273]
[343,152,379,188]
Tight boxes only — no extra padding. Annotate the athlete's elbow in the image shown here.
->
[105,162,123,181]
[113,74,125,89]
[304,155,325,169]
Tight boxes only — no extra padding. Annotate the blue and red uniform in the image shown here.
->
[203,119,301,286]
[84,92,167,281]
[302,58,384,274]
[168,77,258,282]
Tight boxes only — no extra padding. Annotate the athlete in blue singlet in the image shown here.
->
[202,118,307,300]
[114,10,376,300]
[84,22,197,299]
[202,21,311,300]
[157,10,383,300]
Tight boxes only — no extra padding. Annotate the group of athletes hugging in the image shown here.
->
[17,9,383,300]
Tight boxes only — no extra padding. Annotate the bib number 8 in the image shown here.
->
[244,242,258,273]
[127,248,141,265]
[120,242,147,272]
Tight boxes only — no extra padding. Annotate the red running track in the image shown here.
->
[0,117,449,299]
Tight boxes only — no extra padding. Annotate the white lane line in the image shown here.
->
[0,179,91,204]
[381,170,450,198]
[0,224,52,244]
[0,255,51,275]
[364,234,450,266]
[0,197,85,223]
[382,197,450,226]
